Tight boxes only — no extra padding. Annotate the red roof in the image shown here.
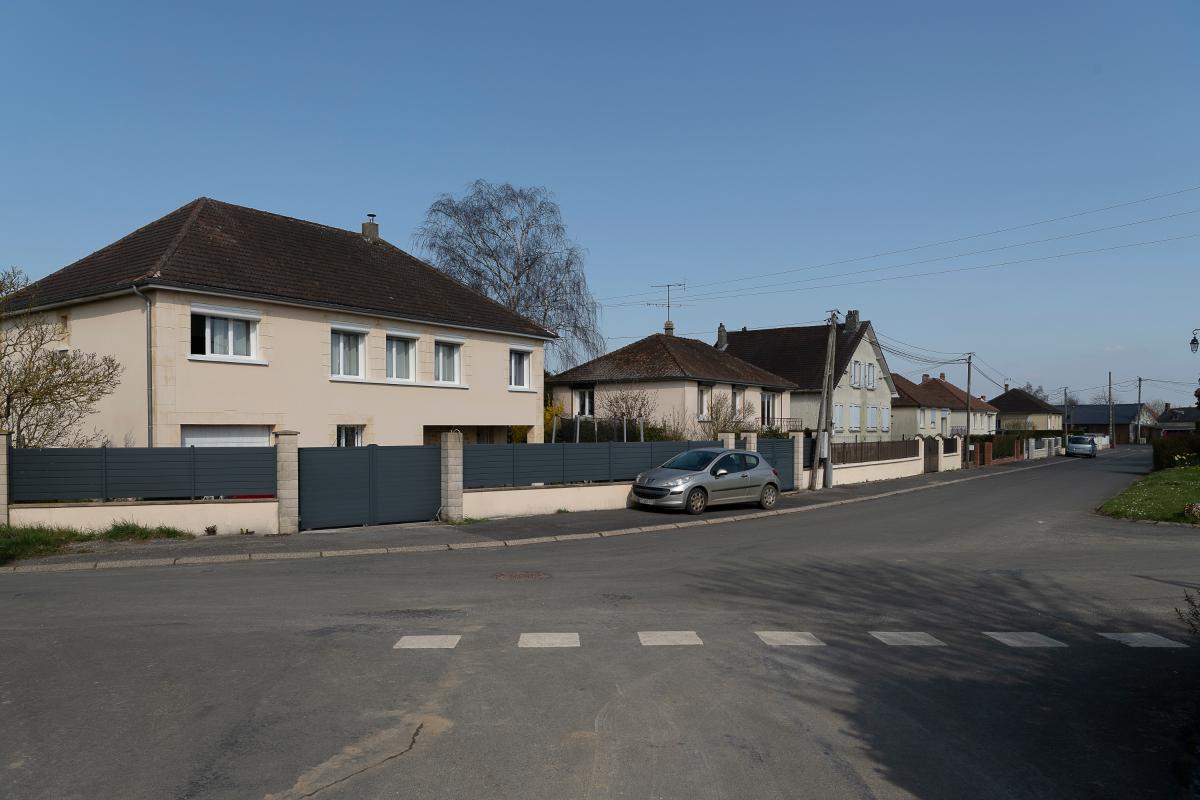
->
[893,374,998,412]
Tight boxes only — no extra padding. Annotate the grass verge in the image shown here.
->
[1100,466,1200,525]
[0,521,194,565]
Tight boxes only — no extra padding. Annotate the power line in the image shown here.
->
[596,183,1200,303]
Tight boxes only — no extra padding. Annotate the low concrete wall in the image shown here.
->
[832,456,923,486]
[11,499,279,536]
[464,483,631,519]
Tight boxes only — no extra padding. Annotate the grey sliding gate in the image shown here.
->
[298,445,440,530]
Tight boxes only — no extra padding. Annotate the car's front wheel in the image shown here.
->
[685,487,707,515]
[759,483,778,510]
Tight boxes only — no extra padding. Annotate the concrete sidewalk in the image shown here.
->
[5,456,1085,573]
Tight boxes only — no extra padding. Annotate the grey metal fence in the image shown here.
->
[10,447,277,503]
[751,439,796,491]
[298,445,440,530]
[942,437,958,455]
[831,439,919,465]
[464,441,722,489]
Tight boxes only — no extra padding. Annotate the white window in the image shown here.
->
[697,385,711,419]
[191,311,257,359]
[575,388,594,417]
[386,336,416,381]
[851,361,861,387]
[833,403,844,432]
[732,387,744,414]
[181,425,271,447]
[882,406,891,432]
[927,408,936,428]
[867,406,878,431]
[434,341,461,383]
[336,424,364,447]
[867,364,876,389]
[849,404,862,432]
[331,330,364,378]
[761,392,778,425]
[508,349,530,389]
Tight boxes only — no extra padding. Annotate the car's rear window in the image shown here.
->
[1068,436,1091,444]
[662,450,721,471]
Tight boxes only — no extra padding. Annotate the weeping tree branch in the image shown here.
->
[414,180,604,371]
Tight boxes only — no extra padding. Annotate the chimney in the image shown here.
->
[938,372,946,381]
[1165,402,1171,411]
[716,323,727,350]
[979,395,986,401]
[921,373,930,383]
[362,213,379,242]
[664,320,675,336]
[1004,383,1009,392]
[845,309,860,332]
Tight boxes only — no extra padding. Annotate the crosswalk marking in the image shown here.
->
[756,631,825,647]
[870,631,946,647]
[393,635,461,650]
[518,632,580,648]
[638,630,703,646]
[1099,632,1187,648]
[983,631,1068,648]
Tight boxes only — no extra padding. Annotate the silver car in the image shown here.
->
[1065,434,1097,458]
[629,448,781,514]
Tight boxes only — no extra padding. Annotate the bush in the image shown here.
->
[1153,434,1200,471]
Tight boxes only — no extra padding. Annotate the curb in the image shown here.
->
[1,457,1077,576]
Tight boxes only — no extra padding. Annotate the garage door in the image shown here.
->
[181,425,272,447]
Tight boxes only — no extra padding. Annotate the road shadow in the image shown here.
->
[688,558,1199,799]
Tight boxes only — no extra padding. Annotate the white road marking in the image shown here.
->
[638,630,703,646]
[1099,632,1187,648]
[983,631,1067,648]
[518,632,581,648]
[756,631,825,647]
[393,635,461,650]
[870,631,946,647]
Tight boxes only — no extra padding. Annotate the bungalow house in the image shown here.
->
[720,311,898,441]
[1157,404,1200,437]
[16,197,554,448]
[546,323,796,435]
[897,373,997,436]
[889,374,952,438]
[987,385,1064,431]
[1065,404,1158,444]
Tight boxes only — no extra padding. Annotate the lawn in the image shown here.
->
[1101,466,1200,525]
[0,521,194,565]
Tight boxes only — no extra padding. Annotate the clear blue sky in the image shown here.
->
[2,1,1197,406]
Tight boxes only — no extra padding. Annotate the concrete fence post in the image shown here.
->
[440,430,464,523]
[0,430,10,526]
[743,432,758,451]
[273,430,299,535]
[789,432,806,490]
[719,432,736,450]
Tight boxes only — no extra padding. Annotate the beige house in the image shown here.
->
[891,372,997,437]
[546,324,796,437]
[18,198,553,448]
[988,386,1064,431]
[721,311,899,442]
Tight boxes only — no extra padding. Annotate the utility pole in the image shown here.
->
[810,310,838,490]
[1135,376,1142,443]
[1108,371,1114,448]
[1062,387,1068,437]
[963,352,974,469]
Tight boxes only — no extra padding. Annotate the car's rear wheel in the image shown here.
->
[759,483,778,510]
[685,487,707,515]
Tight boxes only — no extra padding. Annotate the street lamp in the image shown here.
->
[1191,329,1199,353]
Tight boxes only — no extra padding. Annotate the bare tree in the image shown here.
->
[1145,398,1168,416]
[1018,382,1049,401]
[1089,389,1111,405]
[414,180,604,371]
[697,392,757,439]
[1,268,123,447]
[654,407,695,441]
[597,388,658,421]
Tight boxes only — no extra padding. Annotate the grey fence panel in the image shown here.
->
[650,441,689,464]
[564,443,611,483]
[194,447,277,496]
[515,444,565,485]
[464,444,516,489]
[10,449,105,502]
[803,437,815,468]
[610,443,656,480]
[105,449,193,499]
[298,448,371,529]
[754,439,795,491]
[374,446,441,524]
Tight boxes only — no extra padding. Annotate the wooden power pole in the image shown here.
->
[810,310,838,490]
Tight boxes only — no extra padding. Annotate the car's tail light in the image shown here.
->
[772,468,779,477]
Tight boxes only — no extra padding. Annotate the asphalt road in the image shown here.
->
[2,448,1197,799]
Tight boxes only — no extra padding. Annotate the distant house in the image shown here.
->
[1065,404,1158,444]
[893,372,997,436]
[1155,404,1199,438]
[546,323,797,435]
[988,386,1064,431]
[720,310,898,441]
[890,374,952,438]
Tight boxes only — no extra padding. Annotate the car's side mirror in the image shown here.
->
[714,468,728,478]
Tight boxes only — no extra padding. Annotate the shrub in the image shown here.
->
[1153,434,1200,471]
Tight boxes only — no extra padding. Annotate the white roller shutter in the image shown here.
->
[181,425,272,447]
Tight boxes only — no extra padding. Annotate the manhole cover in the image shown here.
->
[495,571,549,581]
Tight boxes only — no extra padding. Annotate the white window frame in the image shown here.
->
[761,391,778,426]
[433,338,463,384]
[867,364,876,390]
[833,403,844,432]
[851,361,861,388]
[335,424,365,447]
[330,325,366,379]
[575,388,594,417]
[190,304,262,364]
[849,404,862,432]
[385,331,418,382]
[697,385,711,420]
[508,347,532,390]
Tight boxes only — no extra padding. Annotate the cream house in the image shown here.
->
[546,324,796,436]
[988,386,1064,431]
[890,374,952,438]
[721,311,899,442]
[17,198,553,448]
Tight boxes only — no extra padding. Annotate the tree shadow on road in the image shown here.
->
[688,558,1199,800]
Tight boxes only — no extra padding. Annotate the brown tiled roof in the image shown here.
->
[18,197,554,339]
[722,322,871,392]
[988,388,1061,415]
[547,334,797,389]
[904,375,999,412]
[891,374,943,408]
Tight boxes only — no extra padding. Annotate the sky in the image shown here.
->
[2,1,1197,407]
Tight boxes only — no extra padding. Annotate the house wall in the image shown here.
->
[890,405,950,438]
[998,412,1063,430]
[790,334,894,441]
[63,289,547,448]
[463,483,631,518]
[950,409,997,436]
